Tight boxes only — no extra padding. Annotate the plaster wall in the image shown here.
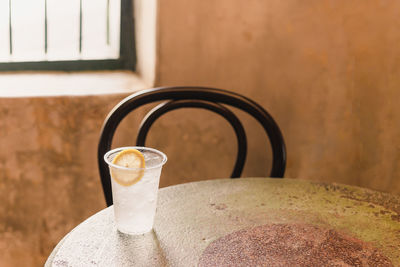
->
[156,0,400,193]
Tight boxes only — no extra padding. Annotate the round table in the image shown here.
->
[46,178,400,266]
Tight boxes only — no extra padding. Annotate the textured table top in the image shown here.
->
[46,178,400,266]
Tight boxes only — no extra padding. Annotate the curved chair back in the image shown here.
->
[98,86,286,206]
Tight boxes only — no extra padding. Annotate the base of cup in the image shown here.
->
[117,227,153,236]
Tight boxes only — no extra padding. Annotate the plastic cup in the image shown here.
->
[104,146,167,235]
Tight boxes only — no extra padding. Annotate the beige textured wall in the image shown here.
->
[0,95,159,265]
[156,0,400,193]
[1,0,400,266]
[0,95,119,265]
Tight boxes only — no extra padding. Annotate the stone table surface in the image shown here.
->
[46,178,400,266]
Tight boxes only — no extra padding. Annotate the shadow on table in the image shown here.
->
[115,229,169,266]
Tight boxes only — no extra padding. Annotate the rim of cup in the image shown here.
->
[104,146,167,171]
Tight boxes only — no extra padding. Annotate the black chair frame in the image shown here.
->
[98,86,286,206]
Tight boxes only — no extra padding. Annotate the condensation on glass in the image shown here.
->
[0,0,121,62]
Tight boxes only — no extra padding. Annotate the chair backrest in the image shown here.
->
[98,86,286,206]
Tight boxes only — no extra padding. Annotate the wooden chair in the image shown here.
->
[98,86,286,206]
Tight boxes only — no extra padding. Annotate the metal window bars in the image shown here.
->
[0,0,130,67]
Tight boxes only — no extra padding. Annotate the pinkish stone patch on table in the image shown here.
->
[199,223,393,267]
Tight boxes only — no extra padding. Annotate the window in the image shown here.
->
[0,0,135,71]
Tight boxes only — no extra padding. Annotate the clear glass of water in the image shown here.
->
[104,146,167,235]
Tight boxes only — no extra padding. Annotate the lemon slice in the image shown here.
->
[111,149,145,186]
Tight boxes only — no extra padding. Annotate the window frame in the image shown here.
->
[0,0,136,72]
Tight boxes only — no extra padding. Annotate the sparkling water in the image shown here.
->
[106,147,166,235]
